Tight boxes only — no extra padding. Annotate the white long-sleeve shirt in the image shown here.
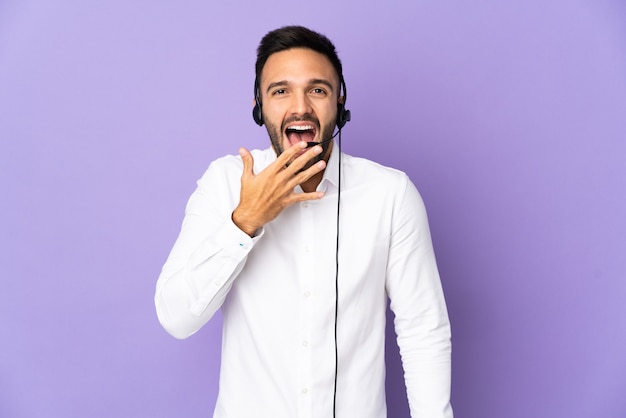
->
[155,144,453,418]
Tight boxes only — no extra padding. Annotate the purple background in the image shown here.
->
[2,1,625,417]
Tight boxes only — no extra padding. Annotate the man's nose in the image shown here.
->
[289,91,313,116]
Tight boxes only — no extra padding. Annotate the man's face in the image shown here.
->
[258,48,339,163]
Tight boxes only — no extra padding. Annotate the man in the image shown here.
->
[155,25,453,418]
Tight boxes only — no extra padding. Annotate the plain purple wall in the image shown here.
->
[2,1,625,417]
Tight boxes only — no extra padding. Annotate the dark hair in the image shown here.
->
[255,25,344,91]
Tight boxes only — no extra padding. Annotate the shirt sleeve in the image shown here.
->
[385,175,454,418]
[154,158,263,339]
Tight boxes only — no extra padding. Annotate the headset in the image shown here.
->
[252,71,350,418]
[252,76,351,129]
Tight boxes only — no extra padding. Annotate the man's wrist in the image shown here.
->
[231,210,259,237]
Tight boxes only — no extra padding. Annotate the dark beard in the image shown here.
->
[265,115,335,168]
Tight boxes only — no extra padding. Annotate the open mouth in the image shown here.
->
[285,124,317,146]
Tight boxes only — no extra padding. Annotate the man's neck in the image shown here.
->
[301,172,323,193]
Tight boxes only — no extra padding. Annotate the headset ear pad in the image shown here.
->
[252,100,264,126]
[336,103,351,129]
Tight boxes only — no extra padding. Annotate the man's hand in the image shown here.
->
[232,142,327,236]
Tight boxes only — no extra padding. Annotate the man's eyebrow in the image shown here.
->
[265,80,289,94]
[309,79,335,91]
[265,79,335,94]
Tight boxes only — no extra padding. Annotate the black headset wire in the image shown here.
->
[332,127,342,418]
[332,75,350,418]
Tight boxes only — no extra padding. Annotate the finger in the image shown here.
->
[288,159,327,188]
[285,189,325,206]
[239,147,254,178]
[281,144,324,176]
[275,141,310,168]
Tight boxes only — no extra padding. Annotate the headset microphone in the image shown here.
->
[305,130,341,148]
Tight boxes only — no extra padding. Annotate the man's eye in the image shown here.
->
[273,89,286,95]
[312,88,326,95]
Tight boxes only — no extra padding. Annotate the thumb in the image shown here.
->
[239,147,254,177]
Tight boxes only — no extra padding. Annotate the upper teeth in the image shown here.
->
[289,125,313,131]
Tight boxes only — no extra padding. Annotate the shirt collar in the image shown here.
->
[318,140,339,193]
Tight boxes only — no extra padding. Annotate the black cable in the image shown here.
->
[332,129,342,418]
